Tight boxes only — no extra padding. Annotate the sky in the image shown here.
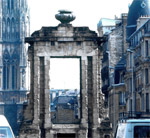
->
[50,58,80,89]
[28,0,133,34]
[27,0,133,89]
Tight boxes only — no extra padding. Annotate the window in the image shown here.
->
[11,18,15,40]
[3,50,10,89]
[11,0,14,9]
[77,41,81,46]
[3,64,9,89]
[119,92,126,105]
[57,133,75,138]
[104,135,110,138]
[51,41,55,46]
[141,94,144,111]
[7,18,10,40]
[130,99,132,112]
[12,64,17,89]
[148,21,150,32]
[145,40,149,57]
[134,126,150,137]
[7,0,10,9]
[136,75,139,90]
[145,68,149,85]
[146,93,149,112]
[129,78,132,92]
[0,127,14,138]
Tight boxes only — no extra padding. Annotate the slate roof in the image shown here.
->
[51,95,78,110]
[126,0,150,39]
[57,96,77,104]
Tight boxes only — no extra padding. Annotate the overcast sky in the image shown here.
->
[50,59,80,89]
[28,0,133,34]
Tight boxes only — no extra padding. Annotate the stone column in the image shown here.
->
[92,53,100,138]
[32,56,40,135]
[44,56,51,137]
[78,129,88,138]
[80,56,88,130]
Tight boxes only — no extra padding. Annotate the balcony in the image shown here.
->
[119,111,150,120]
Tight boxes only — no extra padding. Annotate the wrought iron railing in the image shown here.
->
[119,111,150,121]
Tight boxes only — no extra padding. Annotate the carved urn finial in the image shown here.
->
[55,10,76,24]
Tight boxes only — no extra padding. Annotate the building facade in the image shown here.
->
[125,0,150,115]
[99,0,150,133]
[98,14,128,132]
[126,18,150,115]
[0,0,30,135]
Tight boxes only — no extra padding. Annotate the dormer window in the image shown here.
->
[51,41,55,46]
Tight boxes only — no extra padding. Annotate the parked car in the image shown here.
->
[0,115,15,138]
[114,119,150,138]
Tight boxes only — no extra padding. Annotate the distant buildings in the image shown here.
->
[98,13,128,132]
[97,18,121,37]
[50,89,80,124]
[99,0,150,133]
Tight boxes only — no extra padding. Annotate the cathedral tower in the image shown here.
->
[0,0,29,135]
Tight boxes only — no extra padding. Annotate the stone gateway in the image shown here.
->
[19,11,111,138]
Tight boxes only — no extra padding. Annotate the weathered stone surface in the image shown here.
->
[20,23,106,138]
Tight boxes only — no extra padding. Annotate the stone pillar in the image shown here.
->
[32,56,40,136]
[80,57,88,129]
[78,129,88,138]
[19,55,41,138]
[92,53,100,138]
[44,56,51,137]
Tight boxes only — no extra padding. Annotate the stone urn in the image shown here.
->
[55,10,76,24]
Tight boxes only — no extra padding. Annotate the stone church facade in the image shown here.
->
[0,0,30,135]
